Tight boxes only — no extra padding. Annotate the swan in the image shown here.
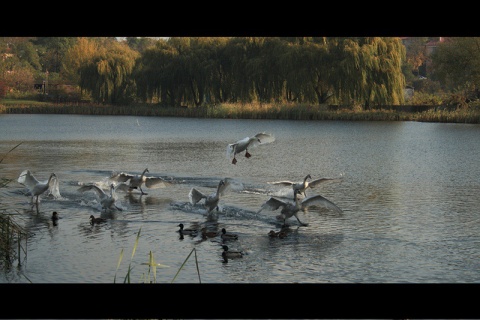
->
[17,170,60,206]
[189,178,243,214]
[78,183,123,212]
[268,173,344,197]
[226,132,275,164]
[257,189,343,227]
[110,168,170,195]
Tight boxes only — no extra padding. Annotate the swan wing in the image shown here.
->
[254,132,275,145]
[308,176,344,188]
[301,194,343,213]
[47,175,62,199]
[189,188,206,205]
[145,177,170,189]
[267,180,295,187]
[110,171,134,183]
[257,197,288,213]
[78,184,107,199]
[219,178,244,196]
[18,170,40,190]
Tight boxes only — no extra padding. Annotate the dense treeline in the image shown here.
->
[1,37,480,110]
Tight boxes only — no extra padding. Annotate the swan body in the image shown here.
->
[17,170,60,206]
[78,183,122,212]
[268,174,343,197]
[221,245,243,262]
[90,215,107,224]
[189,178,243,214]
[221,228,238,241]
[177,223,198,236]
[110,168,169,195]
[257,189,343,227]
[226,132,275,164]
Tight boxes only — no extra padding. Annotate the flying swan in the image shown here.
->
[226,132,275,164]
[109,168,170,195]
[17,170,60,206]
[257,189,343,227]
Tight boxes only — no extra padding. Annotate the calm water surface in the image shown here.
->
[0,114,479,283]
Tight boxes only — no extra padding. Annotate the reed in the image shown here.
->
[0,142,30,269]
[2,100,480,123]
[114,228,201,284]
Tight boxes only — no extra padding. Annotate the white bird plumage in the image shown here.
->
[226,132,275,164]
[109,168,169,195]
[268,173,344,197]
[17,170,60,206]
[189,178,243,214]
[257,189,343,227]
[77,183,122,212]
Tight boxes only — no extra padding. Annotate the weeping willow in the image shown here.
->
[79,40,139,105]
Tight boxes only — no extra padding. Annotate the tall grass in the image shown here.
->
[114,228,201,284]
[0,142,30,269]
[2,101,480,123]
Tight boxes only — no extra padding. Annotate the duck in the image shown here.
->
[78,183,123,212]
[17,170,60,206]
[110,168,170,195]
[257,189,343,227]
[221,228,238,241]
[226,132,275,164]
[189,178,243,214]
[90,215,107,224]
[201,227,218,239]
[221,245,243,262]
[51,211,59,221]
[177,223,198,236]
[268,173,343,197]
[268,229,288,238]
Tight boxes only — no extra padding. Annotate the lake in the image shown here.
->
[0,114,479,284]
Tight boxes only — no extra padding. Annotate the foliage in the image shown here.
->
[3,36,480,109]
[431,37,480,98]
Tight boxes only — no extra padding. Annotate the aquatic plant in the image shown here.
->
[114,228,201,284]
[0,142,30,269]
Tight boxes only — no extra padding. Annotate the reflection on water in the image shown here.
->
[0,115,480,283]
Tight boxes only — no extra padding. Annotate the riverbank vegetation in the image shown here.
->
[0,143,29,272]
[2,37,480,118]
[1,100,480,123]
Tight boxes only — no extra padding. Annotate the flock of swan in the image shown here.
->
[16,132,344,262]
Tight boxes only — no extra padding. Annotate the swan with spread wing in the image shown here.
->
[17,170,60,206]
[257,189,343,227]
[226,132,275,164]
[268,173,344,197]
[78,183,123,212]
[109,168,170,195]
[189,178,244,214]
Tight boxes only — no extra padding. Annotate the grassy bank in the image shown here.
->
[1,100,480,123]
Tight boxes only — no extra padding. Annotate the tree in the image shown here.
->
[78,40,140,104]
[430,37,480,99]
[332,37,406,108]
